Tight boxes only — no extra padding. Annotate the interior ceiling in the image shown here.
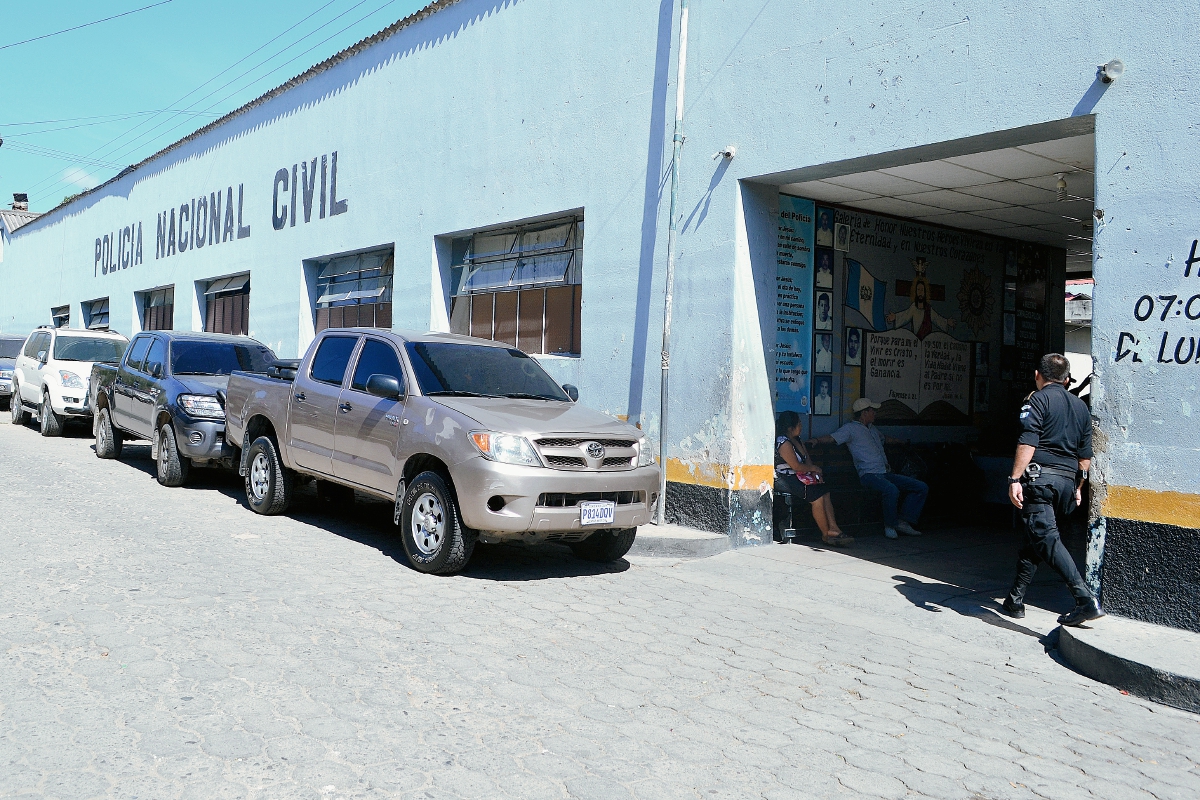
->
[780,134,1095,274]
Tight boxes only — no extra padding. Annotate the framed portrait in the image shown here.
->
[974,378,990,413]
[845,327,862,366]
[815,291,833,331]
[814,333,833,373]
[815,249,834,289]
[1003,313,1016,346]
[815,207,834,248]
[812,375,833,416]
[834,222,850,252]
[974,341,989,371]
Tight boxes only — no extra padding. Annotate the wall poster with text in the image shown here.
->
[774,195,816,413]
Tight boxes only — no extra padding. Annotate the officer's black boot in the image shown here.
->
[1001,597,1025,619]
[1058,597,1105,627]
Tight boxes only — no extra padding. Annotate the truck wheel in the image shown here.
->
[400,471,475,575]
[569,528,637,563]
[39,394,64,437]
[95,408,123,459]
[156,424,191,487]
[245,436,293,515]
[10,381,26,425]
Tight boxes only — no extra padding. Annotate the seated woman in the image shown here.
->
[775,410,854,546]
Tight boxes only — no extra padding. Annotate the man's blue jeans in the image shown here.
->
[860,472,928,528]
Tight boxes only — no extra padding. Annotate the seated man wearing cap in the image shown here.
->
[811,398,928,539]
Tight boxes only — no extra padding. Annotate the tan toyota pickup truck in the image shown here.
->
[224,329,660,574]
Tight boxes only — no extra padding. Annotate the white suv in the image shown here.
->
[11,326,128,436]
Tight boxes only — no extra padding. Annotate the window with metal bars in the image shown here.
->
[141,287,174,331]
[447,215,582,356]
[313,248,393,333]
[85,297,110,330]
[203,274,249,336]
[51,305,70,328]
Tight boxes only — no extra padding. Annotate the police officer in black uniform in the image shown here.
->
[1002,353,1105,627]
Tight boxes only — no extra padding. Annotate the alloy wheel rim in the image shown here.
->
[410,492,446,555]
[158,428,169,473]
[250,453,270,500]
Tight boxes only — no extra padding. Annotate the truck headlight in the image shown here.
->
[58,370,85,389]
[637,439,657,467]
[0,368,13,379]
[468,431,542,467]
[178,394,225,420]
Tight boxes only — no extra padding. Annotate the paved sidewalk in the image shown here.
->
[1,419,1198,799]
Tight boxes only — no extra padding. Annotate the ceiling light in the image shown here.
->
[1056,174,1068,202]
[1099,59,1124,83]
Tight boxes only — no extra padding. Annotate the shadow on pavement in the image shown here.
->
[93,442,627,580]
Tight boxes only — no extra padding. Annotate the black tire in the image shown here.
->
[156,423,190,487]
[570,528,637,562]
[399,471,475,574]
[95,407,123,459]
[39,394,63,437]
[10,382,26,425]
[244,436,293,515]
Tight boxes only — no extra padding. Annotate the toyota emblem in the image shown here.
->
[585,442,605,459]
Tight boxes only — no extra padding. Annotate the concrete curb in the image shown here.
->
[1058,619,1200,714]
[630,524,731,559]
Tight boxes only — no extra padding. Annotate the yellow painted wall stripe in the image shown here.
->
[1102,485,1200,529]
[665,458,773,491]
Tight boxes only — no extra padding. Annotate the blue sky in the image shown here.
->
[1,0,429,213]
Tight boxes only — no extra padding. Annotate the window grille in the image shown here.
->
[314,248,394,333]
[204,274,249,336]
[142,287,174,331]
[51,305,70,328]
[85,298,110,330]
[448,216,582,356]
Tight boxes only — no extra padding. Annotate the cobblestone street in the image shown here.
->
[1,418,1198,799]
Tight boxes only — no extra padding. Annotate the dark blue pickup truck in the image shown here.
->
[88,331,275,486]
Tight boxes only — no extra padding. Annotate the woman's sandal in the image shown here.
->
[822,532,855,547]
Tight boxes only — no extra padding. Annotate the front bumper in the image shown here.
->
[451,456,661,536]
[48,385,91,417]
[173,417,236,462]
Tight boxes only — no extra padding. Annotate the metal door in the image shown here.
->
[287,334,360,475]
[115,335,152,429]
[332,337,407,494]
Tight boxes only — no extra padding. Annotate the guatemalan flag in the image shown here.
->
[844,257,887,331]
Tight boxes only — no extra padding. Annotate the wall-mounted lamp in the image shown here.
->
[1098,59,1124,83]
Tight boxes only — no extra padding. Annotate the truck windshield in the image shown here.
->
[0,339,23,359]
[405,342,569,401]
[53,336,127,363]
[171,340,276,375]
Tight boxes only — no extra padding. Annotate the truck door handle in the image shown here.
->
[338,402,352,413]
[294,392,306,402]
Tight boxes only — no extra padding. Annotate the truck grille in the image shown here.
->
[534,436,639,471]
[537,491,643,507]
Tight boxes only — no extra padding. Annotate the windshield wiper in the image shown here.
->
[502,392,564,401]
[425,390,498,398]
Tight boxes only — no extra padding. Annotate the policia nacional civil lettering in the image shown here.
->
[1001,353,1106,627]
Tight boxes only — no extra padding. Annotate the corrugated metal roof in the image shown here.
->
[0,209,41,234]
[16,0,461,235]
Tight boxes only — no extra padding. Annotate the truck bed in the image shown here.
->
[223,368,295,451]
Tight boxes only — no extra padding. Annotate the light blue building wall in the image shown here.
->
[2,0,1197,627]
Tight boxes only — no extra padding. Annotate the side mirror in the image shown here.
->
[148,361,164,378]
[562,383,579,402]
[36,350,48,364]
[366,373,402,400]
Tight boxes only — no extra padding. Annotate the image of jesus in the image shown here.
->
[887,278,955,340]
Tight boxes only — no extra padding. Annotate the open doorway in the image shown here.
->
[747,118,1096,607]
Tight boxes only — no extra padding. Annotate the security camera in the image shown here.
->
[713,145,737,160]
